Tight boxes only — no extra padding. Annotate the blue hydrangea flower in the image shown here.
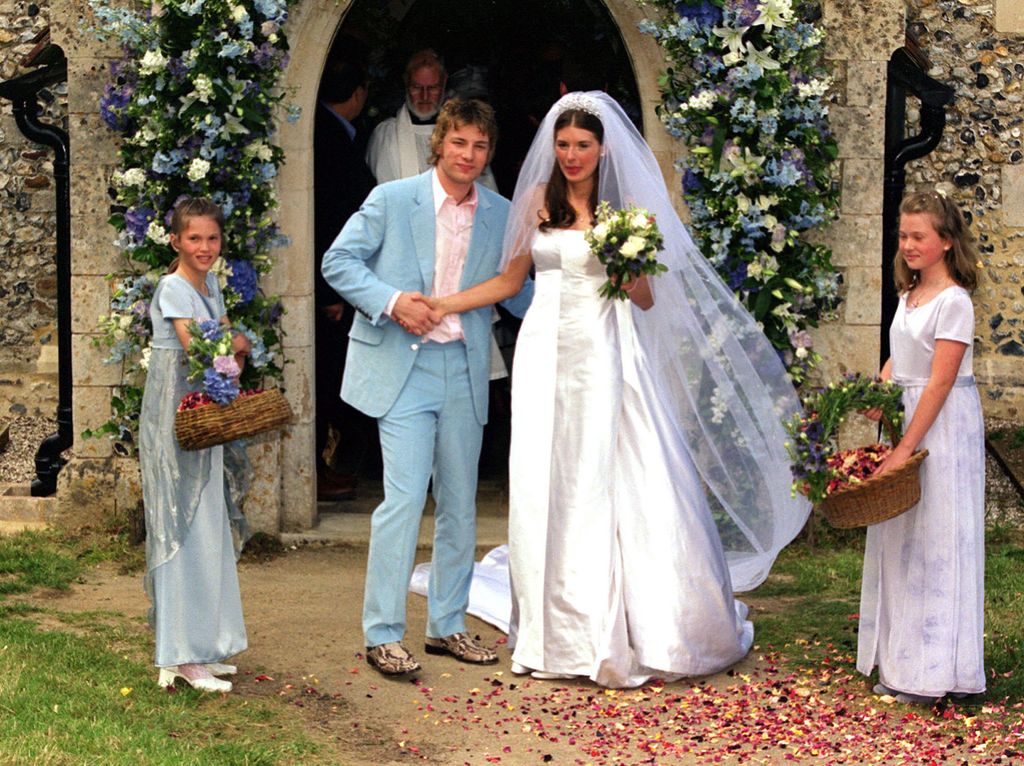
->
[675,0,722,28]
[203,368,239,404]
[198,319,223,342]
[124,206,155,242]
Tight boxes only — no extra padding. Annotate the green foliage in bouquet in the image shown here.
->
[783,374,905,504]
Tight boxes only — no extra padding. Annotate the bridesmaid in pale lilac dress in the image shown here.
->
[859,190,985,705]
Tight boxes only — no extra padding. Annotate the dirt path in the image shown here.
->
[26,545,1022,766]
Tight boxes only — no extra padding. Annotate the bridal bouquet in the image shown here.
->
[174,319,292,451]
[586,201,668,300]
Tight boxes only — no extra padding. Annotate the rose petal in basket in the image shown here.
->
[175,389,293,451]
[819,448,928,529]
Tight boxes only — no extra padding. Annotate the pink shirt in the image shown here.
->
[425,170,476,343]
[386,169,477,343]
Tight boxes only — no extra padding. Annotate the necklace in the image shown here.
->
[907,281,953,309]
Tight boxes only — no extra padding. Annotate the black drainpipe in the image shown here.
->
[0,42,72,496]
[881,44,954,366]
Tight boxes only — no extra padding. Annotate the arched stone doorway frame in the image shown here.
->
[270,0,676,531]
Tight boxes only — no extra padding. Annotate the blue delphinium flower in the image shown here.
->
[227,259,260,304]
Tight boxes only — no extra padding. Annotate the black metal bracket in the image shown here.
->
[0,42,72,496]
[881,45,955,366]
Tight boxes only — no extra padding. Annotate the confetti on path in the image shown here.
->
[398,644,1023,765]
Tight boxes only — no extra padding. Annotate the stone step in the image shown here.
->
[286,476,510,549]
[0,484,56,535]
[316,478,509,518]
[279,512,508,552]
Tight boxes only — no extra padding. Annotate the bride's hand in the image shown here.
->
[421,295,451,319]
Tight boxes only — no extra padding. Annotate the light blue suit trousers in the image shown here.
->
[364,341,481,645]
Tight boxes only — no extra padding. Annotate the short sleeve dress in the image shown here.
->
[139,272,247,668]
[857,286,985,697]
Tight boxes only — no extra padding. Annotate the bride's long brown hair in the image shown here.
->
[539,108,604,232]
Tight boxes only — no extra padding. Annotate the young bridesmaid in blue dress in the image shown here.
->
[138,197,251,693]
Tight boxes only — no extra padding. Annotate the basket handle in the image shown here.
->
[880,415,901,447]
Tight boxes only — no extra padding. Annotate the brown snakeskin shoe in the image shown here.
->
[365,642,421,675]
[424,632,499,664]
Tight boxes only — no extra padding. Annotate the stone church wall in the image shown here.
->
[3,0,1022,531]
[0,0,63,417]
[904,0,1024,416]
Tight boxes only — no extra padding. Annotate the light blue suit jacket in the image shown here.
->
[321,169,531,424]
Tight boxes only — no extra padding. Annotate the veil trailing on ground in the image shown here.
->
[505,91,810,590]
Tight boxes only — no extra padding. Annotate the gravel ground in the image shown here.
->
[2,415,1022,527]
[0,416,57,484]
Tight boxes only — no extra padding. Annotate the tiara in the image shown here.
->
[556,92,601,118]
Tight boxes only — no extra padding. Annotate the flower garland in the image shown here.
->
[639,0,841,382]
[783,373,905,504]
[84,0,297,445]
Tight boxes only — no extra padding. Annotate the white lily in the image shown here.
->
[746,45,781,71]
[712,25,747,61]
[754,0,794,31]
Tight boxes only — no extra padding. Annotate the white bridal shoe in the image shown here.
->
[158,663,232,693]
[205,662,237,676]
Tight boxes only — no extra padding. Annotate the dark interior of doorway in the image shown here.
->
[319,0,642,483]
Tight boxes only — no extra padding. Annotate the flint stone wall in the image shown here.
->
[0,0,63,417]
[904,0,1024,417]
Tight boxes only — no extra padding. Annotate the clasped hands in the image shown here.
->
[392,292,447,336]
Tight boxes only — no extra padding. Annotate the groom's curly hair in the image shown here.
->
[428,98,499,165]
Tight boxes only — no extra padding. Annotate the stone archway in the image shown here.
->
[270,0,676,531]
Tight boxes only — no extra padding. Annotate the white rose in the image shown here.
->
[192,74,214,103]
[591,222,609,240]
[619,235,646,259]
[146,221,170,245]
[630,211,649,230]
[138,49,167,76]
[121,168,147,187]
[139,346,152,371]
[231,4,249,22]
[735,194,750,214]
[795,347,809,360]
[187,158,211,182]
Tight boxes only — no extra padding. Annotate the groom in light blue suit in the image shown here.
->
[322,99,531,676]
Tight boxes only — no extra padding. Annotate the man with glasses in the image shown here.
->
[367,49,498,191]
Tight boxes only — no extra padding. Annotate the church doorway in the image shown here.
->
[313,0,644,502]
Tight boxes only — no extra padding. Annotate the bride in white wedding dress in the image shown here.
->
[423,92,809,688]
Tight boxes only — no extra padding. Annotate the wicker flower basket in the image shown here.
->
[175,388,293,451]
[818,418,928,529]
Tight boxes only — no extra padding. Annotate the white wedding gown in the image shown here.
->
[506,228,752,687]
[409,228,755,686]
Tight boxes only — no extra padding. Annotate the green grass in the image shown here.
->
[748,529,1024,703]
[0,531,333,765]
